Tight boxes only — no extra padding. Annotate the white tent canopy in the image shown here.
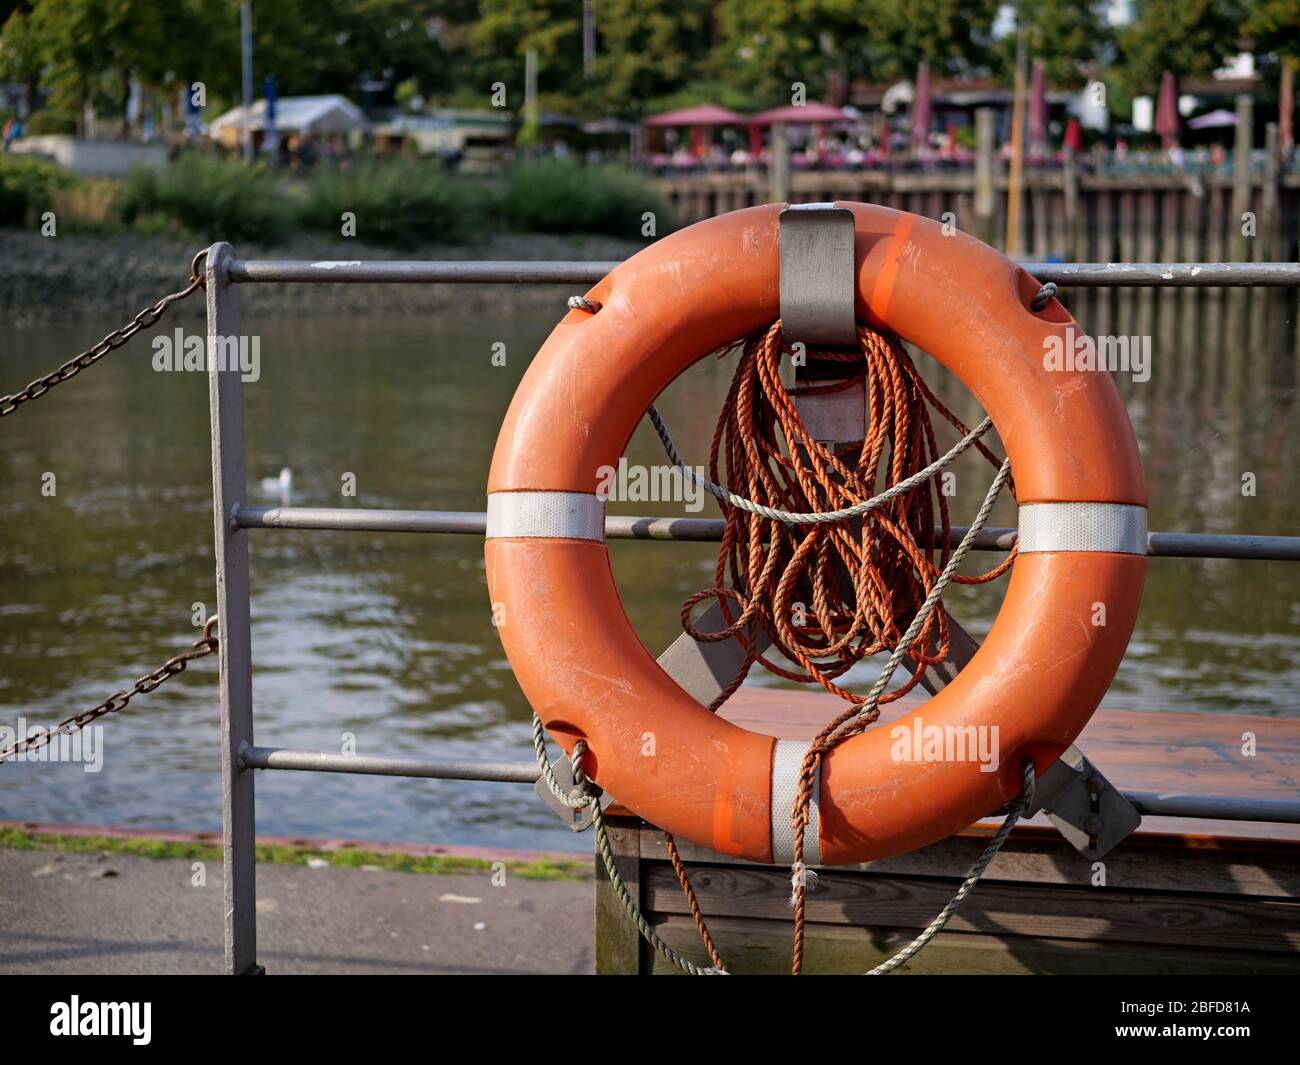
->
[210,94,371,136]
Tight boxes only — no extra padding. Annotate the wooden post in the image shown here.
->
[1232,94,1253,262]
[1263,122,1281,262]
[1031,177,1048,258]
[769,123,790,204]
[1158,180,1181,341]
[974,107,996,246]
[1005,32,1027,254]
[1063,148,1080,262]
[1281,64,1294,153]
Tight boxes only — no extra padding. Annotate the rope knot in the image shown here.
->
[1030,282,1057,311]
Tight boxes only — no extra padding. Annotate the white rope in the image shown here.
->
[648,404,993,525]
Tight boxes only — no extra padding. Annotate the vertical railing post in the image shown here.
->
[205,242,260,975]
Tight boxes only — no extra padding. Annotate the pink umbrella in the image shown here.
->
[641,104,746,127]
[1155,71,1179,149]
[911,62,932,153]
[1028,59,1048,154]
[747,102,848,126]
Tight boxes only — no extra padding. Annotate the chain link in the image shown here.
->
[0,617,219,763]
[0,250,208,418]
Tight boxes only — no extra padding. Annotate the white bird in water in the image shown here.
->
[260,467,292,505]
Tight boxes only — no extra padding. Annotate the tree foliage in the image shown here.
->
[993,0,1113,87]
[590,0,715,115]
[1242,0,1300,70]
[1117,0,1248,93]
[1,0,1295,124]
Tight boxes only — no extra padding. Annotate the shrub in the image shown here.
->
[301,160,490,247]
[51,178,121,232]
[117,152,291,243]
[24,109,78,136]
[0,154,73,227]
[498,157,672,238]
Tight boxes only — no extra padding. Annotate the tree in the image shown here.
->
[0,7,43,113]
[848,0,1002,84]
[468,0,585,113]
[589,0,715,115]
[993,0,1113,87]
[1244,0,1300,61]
[1117,0,1247,94]
[708,0,841,104]
[1242,0,1300,91]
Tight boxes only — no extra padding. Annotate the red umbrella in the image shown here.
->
[1155,71,1179,149]
[911,62,932,153]
[747,101,848,126]
[641,104,746,128]
[1028,59,1048,152]
[1064,115,1083,153]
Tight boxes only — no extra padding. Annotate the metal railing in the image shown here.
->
[204,245,1300,974]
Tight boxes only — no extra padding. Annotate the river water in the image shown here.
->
[1,288,1296,852]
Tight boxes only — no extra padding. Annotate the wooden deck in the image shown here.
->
[596,691,1300,974]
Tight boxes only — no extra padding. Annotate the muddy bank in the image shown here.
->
[0,230,643,328]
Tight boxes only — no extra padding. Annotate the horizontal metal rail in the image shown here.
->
[1030,262,1300,287]
[234,505,1300,561]
[1124,792,1300,825]
[227,259,1300,288]
[241,745,538,783]
[241,745,1300,824]
[230,260,615,285]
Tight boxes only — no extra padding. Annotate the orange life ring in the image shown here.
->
[486,202,1146,866]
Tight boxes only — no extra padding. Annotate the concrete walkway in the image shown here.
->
[0,848,595,974]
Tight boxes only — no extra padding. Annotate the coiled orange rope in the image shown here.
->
[683,320,1015,713]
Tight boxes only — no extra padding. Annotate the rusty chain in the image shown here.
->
[0,617,219,763]
[0,249,208,418]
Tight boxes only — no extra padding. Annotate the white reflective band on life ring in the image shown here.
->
[771,739,822,865]
[486,491,605,541]
[1017,502,1147,555]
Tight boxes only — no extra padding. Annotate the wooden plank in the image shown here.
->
[640,824,1300,898]
[647,915,1300,975]
[594,814,643,974]
[642,864,1300,952]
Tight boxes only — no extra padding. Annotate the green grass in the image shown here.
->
[0,826,590,881]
